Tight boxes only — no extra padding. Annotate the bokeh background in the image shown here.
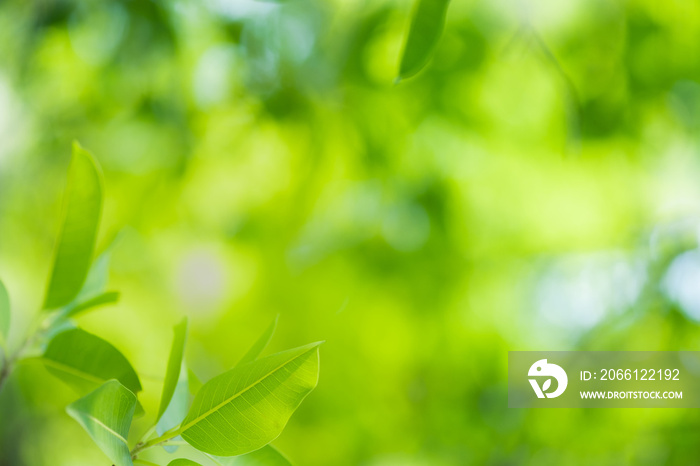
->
[1,0,700,464]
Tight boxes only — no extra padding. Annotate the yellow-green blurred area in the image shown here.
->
[2,0,700,464]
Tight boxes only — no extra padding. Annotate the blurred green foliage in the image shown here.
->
[2,0,700,464]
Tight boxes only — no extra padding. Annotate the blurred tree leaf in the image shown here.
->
[398,0,451,80]
[44,142,103,310]
[66,380,136,466]
[43,328,141,395]
[43,319,78,347]
[180,342,322,456]
[158,318,188,421]
[63,291,120,319]
[168,460,201,466]
[188,367,203,395]
[236,315,279,367]
[213,445,292,466]
[75,248,112,301]
[0,279,9,348]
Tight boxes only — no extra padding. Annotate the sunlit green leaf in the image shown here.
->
[156,319,190,452]
[157,366,189,453]
[64,291,120,319]
[398,0,450,80]
[43,328,141,395]
[0,279,9,347]
[67,380,136,466]
[76,247,112,301]
[236,315,278,367]
[44,142,103,310]
[180,342,322,456]
[168,460,202,466]
[158,318,188,421]
[213,445,292,466]
[43,319,78,345]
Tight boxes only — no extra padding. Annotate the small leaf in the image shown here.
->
[181,342,322,456]
[213,445,292,466]
[44,319,78,345]
[43,328,141,395]
[157,320,190,452]
[168,460,202,466]
[76,248,112,301]
[158,318,188,421]
[64,291,120,319]
[542,379,552,391]
[398,0,451,80]
[157,367,189,453]
[67,380,136,466]
[44,142,104,310]
[236,315,279,367]
[0,279,9,347]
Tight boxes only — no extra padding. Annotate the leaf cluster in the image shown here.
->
[0,144,320,466]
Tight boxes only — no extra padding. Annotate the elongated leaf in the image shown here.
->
[43,328,141,395]
[398,0,450,80]
[44,319,78,345]
[236,315,278,367]
[76,247,112,301]
[0,279,9,347]
[67,380,136,466]
[156,320,190,452]
[64,291,120,319]
[168,460,202,466]
[181,342,322,456]
[158,318,188,421]
[214,445,292,466]
[157,366,189,453]
[44,142,103,310]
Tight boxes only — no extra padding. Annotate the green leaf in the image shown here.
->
[213,445,292,466]
[157,366,189,453]
[0,279,9,347]
[168,460,202,466]
[158,318,188,421]
[156,320,189,452]
[44,142,104,310]
[398,0,451,80]
[180,342,322,456]
[43,328,141,395]
[64,291,120,319]
[67,380,136,466]
[76,247,112,301]
[236,315,278,367]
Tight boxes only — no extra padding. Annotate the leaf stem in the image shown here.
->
[161,440,188,446]
[130,425,182,456]
[137,424,157,446]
